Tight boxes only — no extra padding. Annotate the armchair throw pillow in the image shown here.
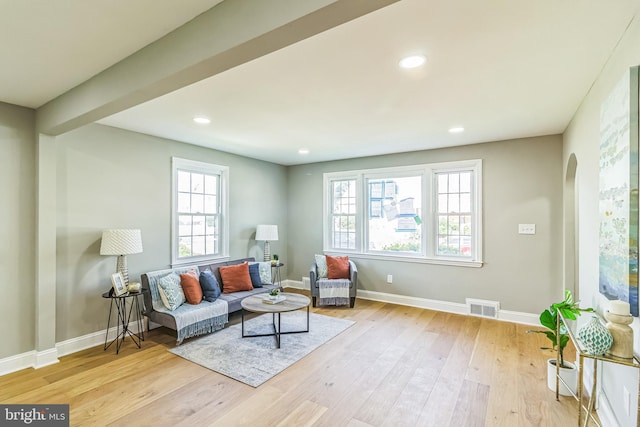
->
[315,254,328,278]
[326,255,350,279]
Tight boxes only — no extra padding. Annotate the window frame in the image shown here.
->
[323,160,483,267]
[171,157,229,267]
[363,168,427,256]
[327,177,360,251]
[323,172,362,252]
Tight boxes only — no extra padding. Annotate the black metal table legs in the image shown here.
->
[104,293,144,354]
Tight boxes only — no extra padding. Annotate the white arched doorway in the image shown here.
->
[564,153,579,300]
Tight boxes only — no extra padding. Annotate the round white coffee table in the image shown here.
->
[240,292,310,348]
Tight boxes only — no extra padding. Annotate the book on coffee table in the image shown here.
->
[263,295,287,304]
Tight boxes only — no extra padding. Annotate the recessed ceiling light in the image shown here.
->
[399,55,426,69]
[298,149,310,155]
[193,116,210,124]
[449,127,465,133]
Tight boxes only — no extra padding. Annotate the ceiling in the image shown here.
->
[2,0,639,165]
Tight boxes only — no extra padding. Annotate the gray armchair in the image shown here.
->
[309,259,357,308]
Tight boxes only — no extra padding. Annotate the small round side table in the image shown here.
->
[102,289,148,354]
[271,262,284,288]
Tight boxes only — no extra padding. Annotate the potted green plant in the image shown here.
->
[271,254,279,266]
[269,288,280,297]
[528,289,593,395]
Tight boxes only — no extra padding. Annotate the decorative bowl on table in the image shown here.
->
[127,281,142,292]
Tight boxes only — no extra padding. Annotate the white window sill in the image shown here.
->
[323,251,483,268]
[171,255,230,269]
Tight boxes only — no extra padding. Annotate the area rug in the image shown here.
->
[169,311,354,387]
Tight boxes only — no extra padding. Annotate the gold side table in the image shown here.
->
[558,311,640,426]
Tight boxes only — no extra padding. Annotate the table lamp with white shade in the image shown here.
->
[255,224,278,262]
[100,229,143,285]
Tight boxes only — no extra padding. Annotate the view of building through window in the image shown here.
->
[367,176,422,253]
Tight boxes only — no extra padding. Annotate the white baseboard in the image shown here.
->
[284,279,307,290]
[498,309,539,326]
[286,280,538,326]
[34,348,59,369]
[56,330,108,358]
[0,346,60,376]
[0,350,36,376]
[0,321,145,376]
[57,321,145,357]
[358,288,467,313]
[358,289,540,326]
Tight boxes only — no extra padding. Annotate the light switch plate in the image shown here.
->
[518,224,536,235]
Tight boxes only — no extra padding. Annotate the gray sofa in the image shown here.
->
[140,257,280,343]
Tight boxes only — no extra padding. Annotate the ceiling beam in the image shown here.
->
[36,0,399,135]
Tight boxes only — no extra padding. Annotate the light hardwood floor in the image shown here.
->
[1,291,581,426]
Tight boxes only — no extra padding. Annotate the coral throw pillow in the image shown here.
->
[326,255,350,279]
[180,270,203,304]
[219,263,253,293]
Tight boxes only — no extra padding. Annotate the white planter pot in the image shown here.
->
[547,358,577,396]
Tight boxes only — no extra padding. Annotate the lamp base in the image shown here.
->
[116,255,130,285]
[264,241,271,262]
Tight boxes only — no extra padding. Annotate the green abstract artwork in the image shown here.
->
[599,67,639,317]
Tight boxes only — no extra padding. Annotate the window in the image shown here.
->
[172,158,229,265]
[329,179,358,250]
[323,160,482,266]
[436,171,473,256]
[367,175,423,254]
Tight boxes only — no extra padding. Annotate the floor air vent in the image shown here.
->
[466,298,500,319]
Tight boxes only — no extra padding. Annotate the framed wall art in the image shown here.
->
[599,66,639,317]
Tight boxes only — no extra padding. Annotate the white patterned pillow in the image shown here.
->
[258,262,272,284]
[315,254,328,278]
[158,273,185,311]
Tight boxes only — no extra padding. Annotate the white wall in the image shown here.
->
[287,135,563,314]
[564,14,640,427]
[0,102,36,358]
[55,124,288,341]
